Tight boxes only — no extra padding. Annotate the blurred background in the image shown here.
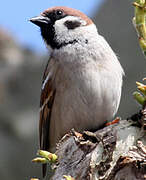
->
[0,0,145,179]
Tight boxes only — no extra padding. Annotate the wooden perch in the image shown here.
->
[50,119,146,180]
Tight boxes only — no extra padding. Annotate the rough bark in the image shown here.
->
[51,120,146,180]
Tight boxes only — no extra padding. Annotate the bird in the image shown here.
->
[30,6,124,177]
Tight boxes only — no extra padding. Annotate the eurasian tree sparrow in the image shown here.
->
[30,6,124,177]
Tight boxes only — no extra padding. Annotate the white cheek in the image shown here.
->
[54,20,68,40]
[54,16,89,43]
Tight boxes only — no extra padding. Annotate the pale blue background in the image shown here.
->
[0,0,103,52]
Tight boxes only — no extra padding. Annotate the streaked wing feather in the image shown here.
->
[39,58,56,177]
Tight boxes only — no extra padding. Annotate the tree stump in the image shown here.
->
[51,120,146,180]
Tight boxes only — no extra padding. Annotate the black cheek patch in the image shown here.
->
[64,20,81,29]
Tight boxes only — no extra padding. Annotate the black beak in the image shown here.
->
[29,15,51,27]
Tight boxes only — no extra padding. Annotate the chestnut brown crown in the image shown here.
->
[41,6,93,26]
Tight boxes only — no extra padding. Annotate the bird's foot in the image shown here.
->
[105,117,121,126]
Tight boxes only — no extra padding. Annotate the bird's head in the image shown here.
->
[30,6,98,50]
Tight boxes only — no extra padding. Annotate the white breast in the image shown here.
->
[48,33,124,151]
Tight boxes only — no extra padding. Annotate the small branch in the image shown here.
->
[32,150,58,164]
[133,0,146,56]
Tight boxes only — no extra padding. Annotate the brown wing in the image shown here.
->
[39,58,56,177]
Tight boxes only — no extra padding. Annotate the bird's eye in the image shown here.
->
[56,10,63,16]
